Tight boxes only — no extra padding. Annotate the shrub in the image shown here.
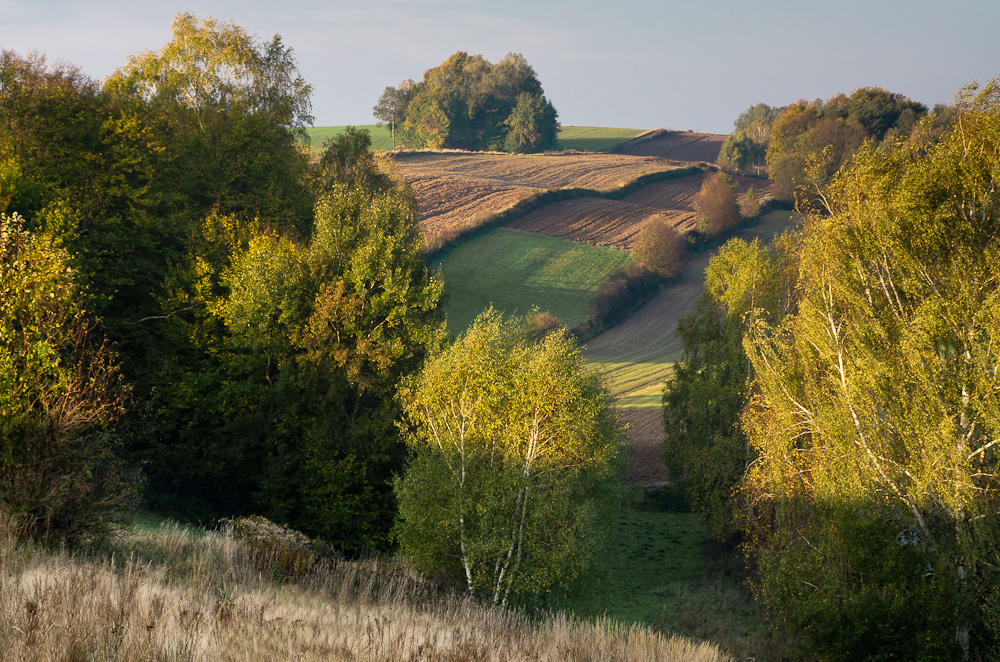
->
[693,172,739,236]
[223,515,341,582]
[574,264,659,338]
[633,216,686,278]
[0,213,137,543]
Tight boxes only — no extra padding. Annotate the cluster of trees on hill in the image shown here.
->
[666,81,1000,659]
[374,52,559,153]
[0,14,621,609]
[719,87,958,207]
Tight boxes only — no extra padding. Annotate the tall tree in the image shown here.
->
[105,12,315,233]
[741,80,1000,659]
[373,80,414,149]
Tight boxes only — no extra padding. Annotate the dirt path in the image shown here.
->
[584,210,796,484]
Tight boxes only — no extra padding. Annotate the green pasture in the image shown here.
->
[305,125,645,153]
[556,126,646,152]
[579,489,771,659]
[304,125,395,151]
[432,228,633,336]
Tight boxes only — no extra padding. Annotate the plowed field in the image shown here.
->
[395,151,687,249]
[510,173,776,249]
[615,130,727,162]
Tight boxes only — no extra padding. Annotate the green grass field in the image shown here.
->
[569,488,776,660]
[432,228,633,336]
[304,125,395,151]
[556,126,646,152]
[305,125,645,153]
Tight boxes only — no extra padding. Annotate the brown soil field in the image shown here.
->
[506,197,671,248]
[394,151,690,249]
[615,130,727,162]
[509,172,776,249]
[405,173,536,244]
[396,151,680,191]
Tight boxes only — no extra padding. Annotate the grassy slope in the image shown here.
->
[305,125,645,153]
[432,227,632,336]
[556,126,646,152]
[0,518,733,662]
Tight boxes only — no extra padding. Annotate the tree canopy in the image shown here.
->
[385,52,559,153]
[737,81,1000,658]
[395,310,623,606]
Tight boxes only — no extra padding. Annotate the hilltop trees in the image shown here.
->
[765,87,927,203]
[382,52,559,153]
[395,311,623,606]
[719,103,778,174]
[373,80,414,149]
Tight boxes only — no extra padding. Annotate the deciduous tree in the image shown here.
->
[395,310,623,606]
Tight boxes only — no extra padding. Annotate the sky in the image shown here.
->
[3,0,999,134]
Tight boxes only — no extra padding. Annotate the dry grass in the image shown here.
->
[0,520,734,662]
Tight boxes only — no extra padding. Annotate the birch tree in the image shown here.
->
[395,310,624,607]
[741,80,1000,659]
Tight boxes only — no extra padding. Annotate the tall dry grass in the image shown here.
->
[0,520,733,661]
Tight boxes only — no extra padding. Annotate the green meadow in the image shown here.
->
[432,228,633,336]
[556,126,646,151]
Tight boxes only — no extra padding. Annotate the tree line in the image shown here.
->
[666,81,1000,659]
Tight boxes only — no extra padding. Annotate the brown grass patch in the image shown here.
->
[0,522,734,662]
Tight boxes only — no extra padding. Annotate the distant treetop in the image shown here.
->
[376,52,559,153]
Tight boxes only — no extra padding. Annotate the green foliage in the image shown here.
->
[741,80,1000,658]
[504,92,559,154]
[633,216,686,278]
[663,236,797,538]
[719,103,777,174]
[395,52,559,153]
[765,87,929,205]
[318,126,393,193]
[140,169,444,554]
[104,12,315,234]
[395,310,624,607]
[0,213,137,543]
[372,80,414,149]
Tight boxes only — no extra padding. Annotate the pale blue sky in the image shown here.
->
[3,0,998,133]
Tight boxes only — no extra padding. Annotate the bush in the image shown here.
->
[0,213,137,543]
[694,172,739,236]
[223,515,342,582]
[573,264,659,338]
[633,216,686,278]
